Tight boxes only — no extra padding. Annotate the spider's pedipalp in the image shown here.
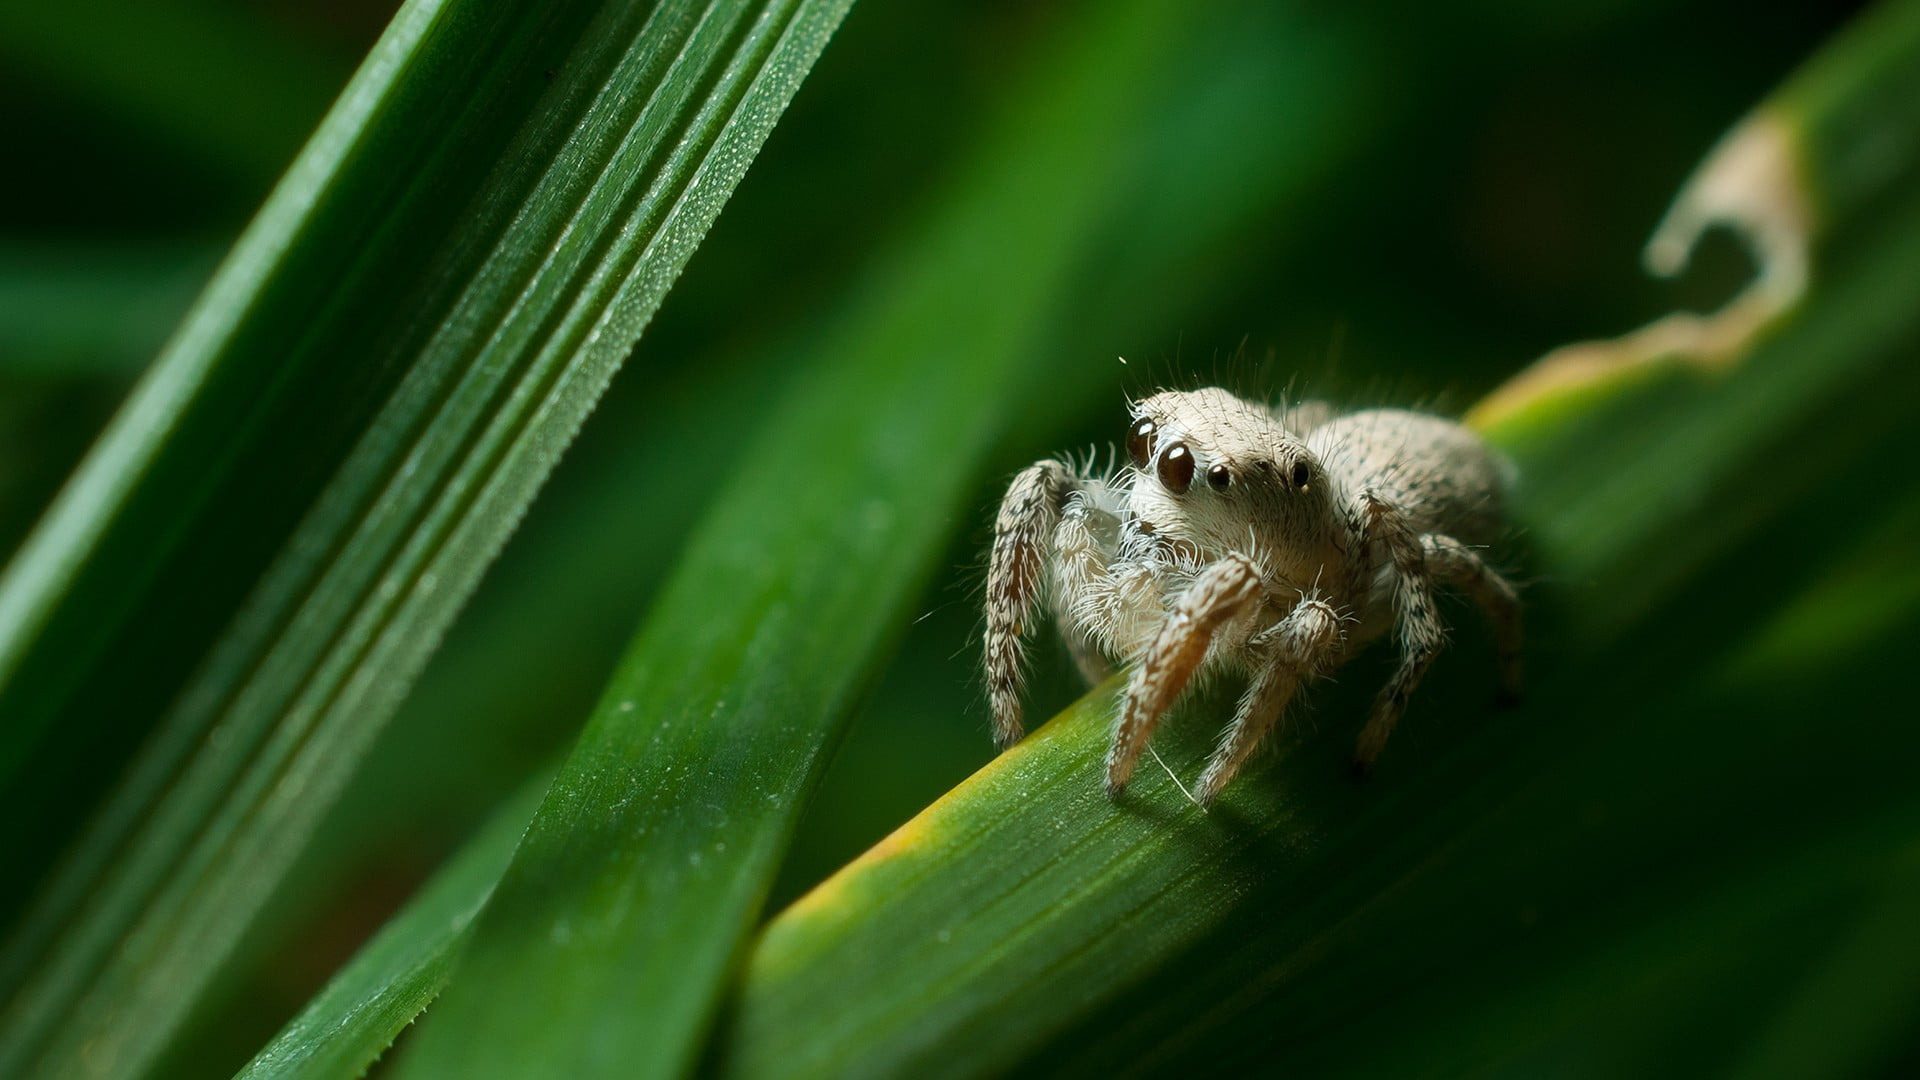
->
[1106,552,1262,798]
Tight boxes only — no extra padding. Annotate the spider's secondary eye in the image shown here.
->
[1206,463,1231,491]
[1126,418,1155,467]
[1291,460,1312,488]
[1157,442,1195,494]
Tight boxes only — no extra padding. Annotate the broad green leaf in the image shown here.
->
[715,5,1920,1075]
[1329,498,1920,1078]
[395,1,1394,1076]
[0,0,853,1075]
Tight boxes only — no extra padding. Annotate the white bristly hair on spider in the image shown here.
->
[983,386,1522,804]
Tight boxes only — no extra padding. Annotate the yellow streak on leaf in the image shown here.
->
[1470,110,1813,434]
[771,680,1114,940]
[777,812,941,932]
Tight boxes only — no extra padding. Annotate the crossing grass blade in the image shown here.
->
[233,775,548,1080]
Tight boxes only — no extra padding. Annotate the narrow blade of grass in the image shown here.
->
[0,0,853,1076]
[233,775,549,1080]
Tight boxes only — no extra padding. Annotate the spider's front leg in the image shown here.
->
[1106,553,1263,797]
[985,459,1079,749]
[1353,492,1447,774]
[1194,596,1344,804]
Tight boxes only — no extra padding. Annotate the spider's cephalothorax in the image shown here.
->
[983,387,1521,802]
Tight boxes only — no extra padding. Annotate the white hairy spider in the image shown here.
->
[984,387,1521,803]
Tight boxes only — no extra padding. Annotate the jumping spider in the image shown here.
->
[984,387,1521,803]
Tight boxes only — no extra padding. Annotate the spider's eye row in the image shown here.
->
[1291,460,1312,489]
[1157,441,1195,494]
[1206,463,1231,491]
[1126,418,1155,467]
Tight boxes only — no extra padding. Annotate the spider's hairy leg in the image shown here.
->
[1353,493,1447,775]
[1107,553,1262,798]
[986,459,1079,749]
[1196,597,1343,804]
[1422,534,1524,705]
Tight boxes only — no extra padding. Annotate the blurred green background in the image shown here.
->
[0,0,1893,1074]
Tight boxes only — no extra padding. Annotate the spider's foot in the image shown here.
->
[1104,741,1140,800]
[991,719,1025,752]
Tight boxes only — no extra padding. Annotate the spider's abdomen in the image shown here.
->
[1310,410,1508,547]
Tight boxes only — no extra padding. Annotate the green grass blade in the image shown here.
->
[233,776,548,1080]
[714,8,1920,1075]
[1775,0,1920,231]
[0,0,853,1075]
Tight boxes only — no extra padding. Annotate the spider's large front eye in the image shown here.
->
[1291,460,1312,489]
[1126,418,1155,467]
[1157,442,1195,494]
